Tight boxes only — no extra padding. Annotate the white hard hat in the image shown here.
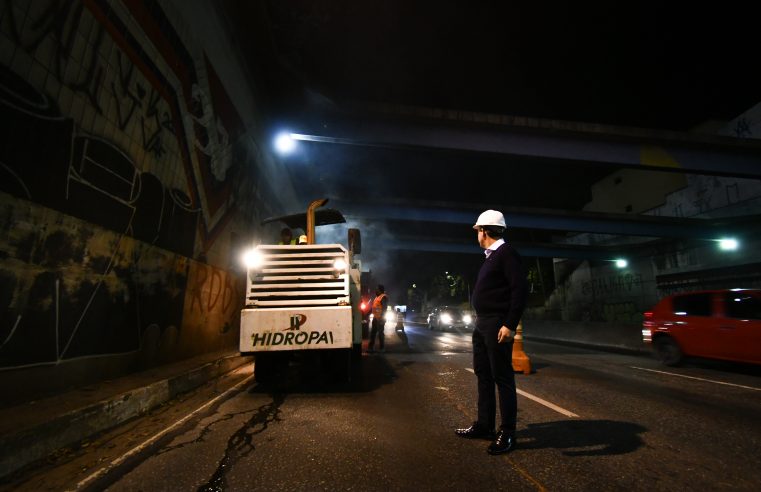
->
[473,209,506,229]
[298,234,308,244]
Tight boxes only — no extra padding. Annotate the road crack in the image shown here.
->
[198,393,286,492]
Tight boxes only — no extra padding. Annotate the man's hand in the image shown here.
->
[497,326,514,343]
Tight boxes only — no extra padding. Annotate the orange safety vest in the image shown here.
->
[372,294,387,318]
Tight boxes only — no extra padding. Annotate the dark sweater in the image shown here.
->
[471,243,528,330]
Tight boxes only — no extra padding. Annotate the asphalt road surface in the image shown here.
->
[5,322,761,491]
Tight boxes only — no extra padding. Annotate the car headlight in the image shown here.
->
[333,258,347,270]
[242,249,263,269]
[463,314,472,324]
[440,313,452,324]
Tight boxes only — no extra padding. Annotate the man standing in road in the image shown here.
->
[368,285,388,353]
[455,210,528,455]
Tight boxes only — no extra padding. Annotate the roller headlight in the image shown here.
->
[242,249,263,269]
[333,258,347,271]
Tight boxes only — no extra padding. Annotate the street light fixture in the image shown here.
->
[718,238,739,251]
[274,132,296,154]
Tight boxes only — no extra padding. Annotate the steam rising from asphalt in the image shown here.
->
[316,219,394,275]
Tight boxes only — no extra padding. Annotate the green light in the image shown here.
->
[718,238,739,251]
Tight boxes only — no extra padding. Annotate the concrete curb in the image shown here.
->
[0,354,252,479]
[519,319,648,355]
[523,335,650,356]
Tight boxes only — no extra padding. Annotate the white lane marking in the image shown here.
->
[516,389,579,418]
[465,368,579,418]
[438,335,458,344]
[630,366,761,392]
[71,370,255,491]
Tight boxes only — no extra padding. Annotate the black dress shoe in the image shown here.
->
[487,429,515,455]
[455,423,496,440]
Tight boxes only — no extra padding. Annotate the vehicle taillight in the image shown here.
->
[642,311,655,333]
[360,301,368,312]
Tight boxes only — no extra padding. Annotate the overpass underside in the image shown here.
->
[283,103,761,259]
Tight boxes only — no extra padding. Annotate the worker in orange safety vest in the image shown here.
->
[368,284,388,353]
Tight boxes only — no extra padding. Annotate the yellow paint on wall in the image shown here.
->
[640,145,680,168]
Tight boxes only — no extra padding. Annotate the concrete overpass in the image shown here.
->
[288,102,761,178]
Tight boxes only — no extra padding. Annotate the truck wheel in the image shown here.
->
[654,337,683,366]
[349,344,363,386]
[322,349,351,384]
[254,353,275,383]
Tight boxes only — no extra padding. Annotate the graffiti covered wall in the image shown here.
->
[526,176,761,325]
[526,258,658,324]
[0,0,294,376]
[0,191,243,367]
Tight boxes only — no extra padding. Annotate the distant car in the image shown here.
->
[427,306,472,331]
[642,289,761,366]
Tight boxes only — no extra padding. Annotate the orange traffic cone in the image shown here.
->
[512,320,532,375]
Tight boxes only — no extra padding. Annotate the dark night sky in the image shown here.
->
[257,1,759,130]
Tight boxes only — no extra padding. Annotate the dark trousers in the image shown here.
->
[368,317,384,350]
[472,316,516,432]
